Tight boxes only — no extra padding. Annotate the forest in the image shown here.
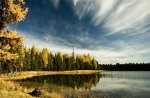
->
[99,63,150,71]
[0,45,98,72]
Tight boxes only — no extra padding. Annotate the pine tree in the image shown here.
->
[24,48,31,71]
[38,52,44,70]
[30,45,38,70]
[55,52,63,70]
[47,52,54,70]
[75,56,80,70]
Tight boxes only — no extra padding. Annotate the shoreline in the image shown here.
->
[0,70,102,81]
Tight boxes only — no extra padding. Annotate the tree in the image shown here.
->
[0,0,28,72]
[47,52,54,70]
[41,48,49,69]
[23,48,31,71]
[55,52,63,70]
[38,52,44,70]
[15,45,25,72]
[75,56,80,70]
[0,0,28,29]
[30,45,38,70]
[91,58,98,70]
[66,56,71,70]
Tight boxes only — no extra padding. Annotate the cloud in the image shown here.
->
[72,0,150,36]
[73,0,79,6]
[50,0,60,8]
[20,29,150,64]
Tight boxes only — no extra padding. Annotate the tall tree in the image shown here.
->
[30,45,37,70]
[0,0,28,72]
[55,52,63,70]
[41,48,49,69]
[23,48,31,71]
[47,52,54,70]
[91,58,98,70]
[15,45,25,72]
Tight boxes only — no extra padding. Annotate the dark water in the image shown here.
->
[18,71,150,98]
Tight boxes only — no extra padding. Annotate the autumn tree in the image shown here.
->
[15,45,25,71]
[0,0,28,72]
[41,48,49,69]
[91,58,98,70]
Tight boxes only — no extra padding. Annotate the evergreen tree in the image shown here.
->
[66,56,71,70]
[75,56,80,70]
[91,58,98,70]
[24,48,31,71]
[38,52,44,70]
[62,54,69,70]
[30,45,37,70]
[47,52,54,70]
[55,52,63,70]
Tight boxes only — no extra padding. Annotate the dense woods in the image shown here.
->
[99,63,150,71]
[0,45,98,72]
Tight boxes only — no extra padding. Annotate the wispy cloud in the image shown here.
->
[72,0,150,36]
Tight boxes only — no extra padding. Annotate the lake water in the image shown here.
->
[18,71,150,98]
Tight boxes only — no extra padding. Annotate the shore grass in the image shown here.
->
[0,80,63,98]
[0,70,101,80]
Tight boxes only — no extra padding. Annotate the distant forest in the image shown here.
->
[98,63,150,71]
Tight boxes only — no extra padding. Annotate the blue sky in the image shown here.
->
[12,0,150,64]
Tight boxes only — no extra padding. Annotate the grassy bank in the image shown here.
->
[0,70,101,80]
[0,80,62,98]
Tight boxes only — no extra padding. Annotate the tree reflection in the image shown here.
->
[20,74,101,90]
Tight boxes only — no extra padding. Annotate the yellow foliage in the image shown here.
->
[42,48,49,65]
[1,0,28,29]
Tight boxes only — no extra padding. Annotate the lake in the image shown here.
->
[17,71,150,98]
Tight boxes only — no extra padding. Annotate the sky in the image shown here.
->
[11,0,150,64]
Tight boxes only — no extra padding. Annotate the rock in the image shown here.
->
[28,88,41,97]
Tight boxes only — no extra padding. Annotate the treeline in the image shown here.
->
[0,45,98,73]
[99,63,150,71]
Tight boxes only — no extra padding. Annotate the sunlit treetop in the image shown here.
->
[0,0,28,61]
[0,0,28,30]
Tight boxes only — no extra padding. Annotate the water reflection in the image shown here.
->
[19,73,101,90]
[17,71,150,98]
[101,71,150,80]
[92,71,150,98]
